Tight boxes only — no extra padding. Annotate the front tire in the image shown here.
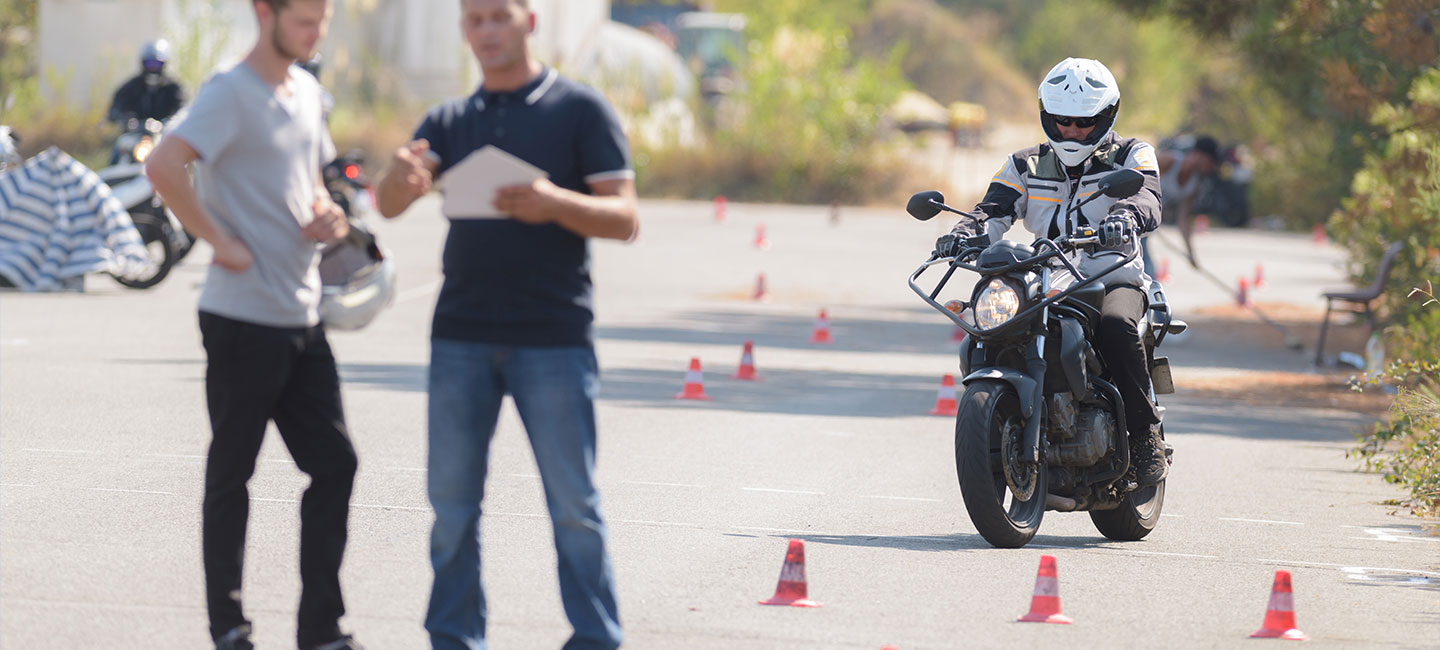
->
[956,380,1046,548]
[112,212,174,289]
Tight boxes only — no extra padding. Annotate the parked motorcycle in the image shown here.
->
[98,116,193,289]
[322,150,372,217]
[906,168,1186,549]
[0,126,19,171]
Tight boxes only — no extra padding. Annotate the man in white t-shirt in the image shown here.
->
[144,1,361,649]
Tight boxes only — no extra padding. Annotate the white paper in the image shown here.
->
[439,145,547,219]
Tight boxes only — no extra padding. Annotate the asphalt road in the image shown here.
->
[2,197,1437,649]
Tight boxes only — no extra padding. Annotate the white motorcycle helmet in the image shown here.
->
[318,221,397,331]
[1038,57,1121,168]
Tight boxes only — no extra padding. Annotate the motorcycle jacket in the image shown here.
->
[107,74,186,124]
[951,132,1162,287]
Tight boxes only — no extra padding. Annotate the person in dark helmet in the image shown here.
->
[933,56,1169,486]
[107,39,187,124]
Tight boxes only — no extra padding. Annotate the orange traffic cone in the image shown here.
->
[758,539,821,608]
[1195,214,1210,236]
[1157,257,1171,283]
[674,357,711,400]
[1017,555,1073,624]
[929,374,959,416]
[1249,570,1309,640]
[734,340,760,380]
[810,309,833,344]
[714,194,727,223]
[1254,263,1265,288]
[1237,277,1251,307]
[753,272,768,301]
[755,224,770,250]
[1312,223,1326,245]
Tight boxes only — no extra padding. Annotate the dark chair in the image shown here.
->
[1314,241,1404,366]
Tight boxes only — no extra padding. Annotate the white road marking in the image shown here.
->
[1,483,37,488]
[396,280,441,305]
[620,480,705,488]
[1031,543,1217,559]
[733,526,814,534]
[860,495,943,503]
[84,487,174,495]
[251,497,298,504]
[489,511,547,518]
[352,503,428,512]
[1218,517,1304,526]
[1353,527,1440,543]
[1161,513,1184,518]
[742,487,824,495]
[502,473,541,479]
[147,454,206,459]
[387,467,427,472]
[1114,549,1218,559]
[1256,558,1440,577]
[614,519,698,528]
[21,448,98,454]
[2,338,30,346]
[261,459,296,465]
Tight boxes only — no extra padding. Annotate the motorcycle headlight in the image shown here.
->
[132,136,155,163]
[974,278,1021,329]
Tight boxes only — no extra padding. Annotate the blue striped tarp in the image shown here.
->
[0,147,152,291]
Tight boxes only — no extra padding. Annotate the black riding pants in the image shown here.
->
[1095,286,1161,436]
[199,311,357,648]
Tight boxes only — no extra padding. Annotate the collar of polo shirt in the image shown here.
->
[473,66,559,112]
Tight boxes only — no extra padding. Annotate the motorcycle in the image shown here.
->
[97,116,194,289]
[322,150,372,218]
[906,168,1186,548]
[0,126,19,172]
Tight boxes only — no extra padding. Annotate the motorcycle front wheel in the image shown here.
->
[956,379,1046,548]
[113,212,175,289]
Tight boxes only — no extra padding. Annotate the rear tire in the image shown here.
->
[112,212,174,289]
[956,380,1046,548]
[1090,425,1167,543]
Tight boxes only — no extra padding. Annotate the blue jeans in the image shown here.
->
[425,339,621,650]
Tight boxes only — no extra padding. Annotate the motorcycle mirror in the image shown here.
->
[906,190,945,221]
[1098,168,1145,198]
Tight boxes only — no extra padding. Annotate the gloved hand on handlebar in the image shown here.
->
[934,232,963,258]
[1100,211,1136,249]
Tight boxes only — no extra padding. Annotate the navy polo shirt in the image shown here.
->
[414,67,633,346]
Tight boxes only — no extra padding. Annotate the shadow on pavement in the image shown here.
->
[776,532,984,552]
[597,309,960,356]
[598,366,944,418]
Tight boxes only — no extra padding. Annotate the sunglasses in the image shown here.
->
[1050,114,1099,128]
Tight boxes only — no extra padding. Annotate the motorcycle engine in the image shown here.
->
[1051,405,1114,467]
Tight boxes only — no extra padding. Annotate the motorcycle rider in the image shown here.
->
[107,39,187,125]
[934,57,1168,486]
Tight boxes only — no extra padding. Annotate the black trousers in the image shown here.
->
[1095,286,1161,436]
[199,311,357,648]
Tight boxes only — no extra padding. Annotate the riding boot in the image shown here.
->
[1130,423,1168,486]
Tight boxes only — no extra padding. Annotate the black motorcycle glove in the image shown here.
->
[1100,211,1136,248]
[935,232,962,258]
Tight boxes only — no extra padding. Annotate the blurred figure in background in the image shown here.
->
[107,39,187,124]
[1152,135,1219,271]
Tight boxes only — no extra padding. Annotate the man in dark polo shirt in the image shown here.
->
[374,1,637,648]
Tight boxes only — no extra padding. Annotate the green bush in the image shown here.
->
[1352,354,1440,520]
[633,0,921,204]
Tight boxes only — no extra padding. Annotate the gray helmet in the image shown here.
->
[318,222,397,331]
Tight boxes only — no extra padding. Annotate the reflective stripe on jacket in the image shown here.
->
[953,132,1163,287]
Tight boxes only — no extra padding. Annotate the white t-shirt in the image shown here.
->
[170,62,332,328]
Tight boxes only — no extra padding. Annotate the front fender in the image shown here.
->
[961,368,1037,418]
